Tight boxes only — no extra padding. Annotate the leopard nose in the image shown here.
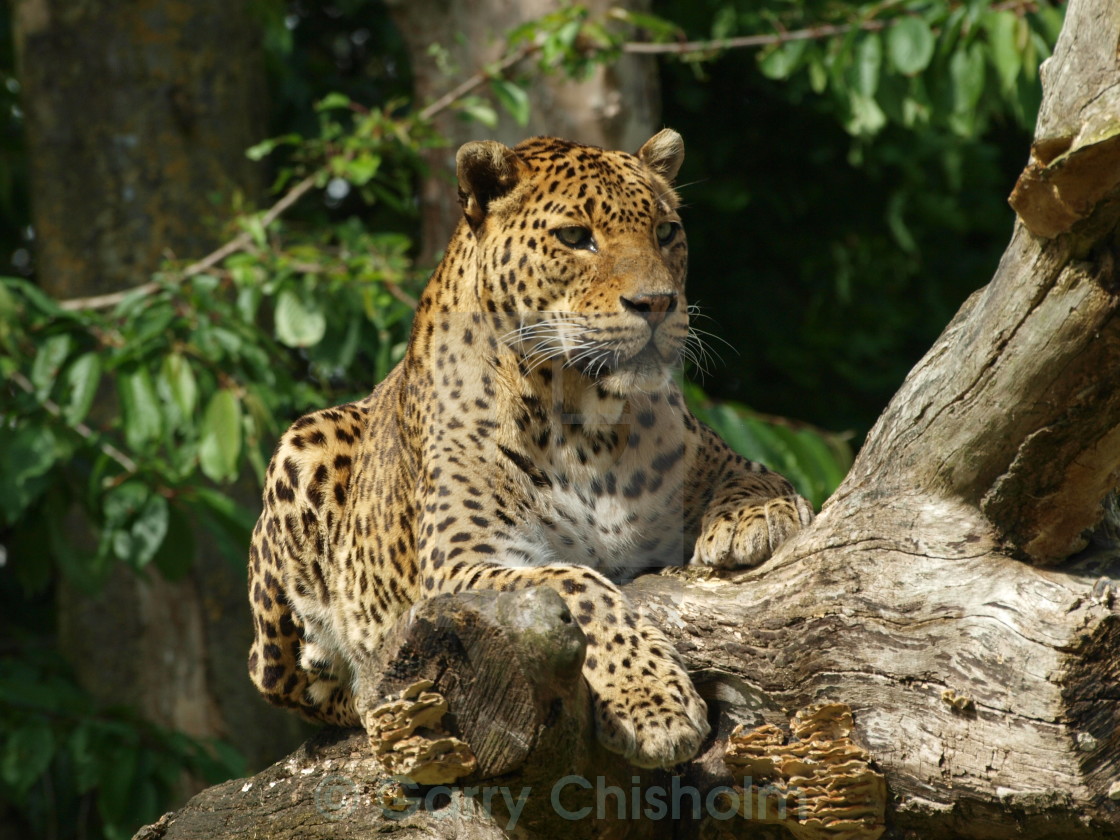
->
[621,292,678,327]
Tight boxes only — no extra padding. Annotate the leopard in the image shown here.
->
[246,129,815,769]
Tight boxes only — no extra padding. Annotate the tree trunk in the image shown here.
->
[12,0,308,772]
[384,0,661,265]
[133,0,1120,836]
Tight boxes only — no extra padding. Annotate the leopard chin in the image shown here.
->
[592,348,679,395]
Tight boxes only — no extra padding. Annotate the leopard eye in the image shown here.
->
[655,221,680,245]
[554,226,595,250]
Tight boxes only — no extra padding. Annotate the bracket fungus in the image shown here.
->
[364,679,478,785]
[723,702,886,840]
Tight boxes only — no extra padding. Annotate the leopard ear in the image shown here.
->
[636,129,684,183]
[456,140,523,227]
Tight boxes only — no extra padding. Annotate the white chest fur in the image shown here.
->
[515,432,690,578]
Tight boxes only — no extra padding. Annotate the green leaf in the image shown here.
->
[244,214,268,249]
[133,777,162,828]
[245,141,273,162]
[274,288,327,348]
[1,720,55,795]
[985,11,1021,91]
[901,87,932,127]
[205,738,248,781]
[198,389,242,483]
[886,191,917,253]
[185,487,256,565]
[807,48,828,93]
[683,384,851,508]
[245,133,300,161]
[0,425,60,524]
[211,326,245,356]
[188,487,257,534]
[1032,4,1065,43]
[457,97,499,129]
[70,724,99,793]
[130,300,176,347]
[5,276,65,318]
[316,92,351,111]
[765,424,839,505]
[236,285,262,322]
[160,352,198,421]
[952,43,986,110]
[491,79,531,127]
[846,92,887,136]
[345,152,382,186]
[887,16,935,76]
[102,481,149,526]
[853,32,882,97]
[29,333,72,399]
[791,427,850,500]
[96,741,137,827]
[0,659,87,713]
[759,39,808,81]
[119,367,162,450]
[64,352,101,426]
[126,492,169,568]
[613,9,681,42]
[949,42,987,134]
[228,261,263,288]
[1022,30,1046,83]
[0,282,21,348]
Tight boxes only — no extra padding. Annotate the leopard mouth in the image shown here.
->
[571,338,681,381]
[506,313,684,383]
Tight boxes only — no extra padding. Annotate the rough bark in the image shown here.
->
[133,0,1120,836]
[132,552,1120,839]
[12,0,308,771]
[384,0,661,265]
[845,0,1120,564]
[135,590,677,840]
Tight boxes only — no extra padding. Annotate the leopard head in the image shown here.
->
[455,129,689,395]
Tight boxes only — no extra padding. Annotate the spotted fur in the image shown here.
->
[247,130,814,768]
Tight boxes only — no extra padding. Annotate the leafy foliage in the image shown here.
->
[684,382,851,509]
[1,191,420,592]
[743,0,1062,138]
[0,650,243,840]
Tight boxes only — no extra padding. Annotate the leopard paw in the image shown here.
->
[586,627,710,768]
[691,494,814,569]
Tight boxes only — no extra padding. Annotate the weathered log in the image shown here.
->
[136,588,710,840]
[631,552,1120,837]
[137,545,1120,838]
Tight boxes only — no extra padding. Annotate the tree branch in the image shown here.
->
[621,20,893,55]
[417,44,538,122]
[57,175,319,313]
[8,370,138,473]
[620,0,1038,55]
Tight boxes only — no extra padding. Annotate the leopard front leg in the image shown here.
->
[689,427,815,569]
[425,561,710,769]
